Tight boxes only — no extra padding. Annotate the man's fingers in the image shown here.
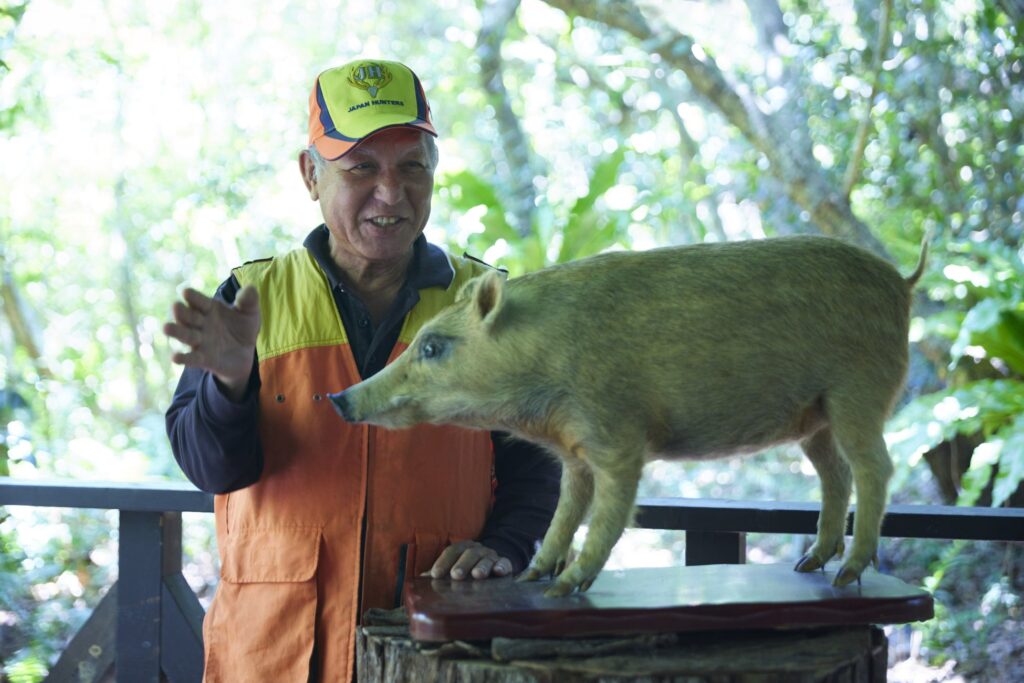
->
[164,321,201,347]
[429,542,510,580]
[181,287,214,313]
[429,544,464,578]
[171,301,204,329]
[451,548,486,580]
[170,348,207,367]
[470,556,495,579]
[234,285,260,312]
[492,558,512,577]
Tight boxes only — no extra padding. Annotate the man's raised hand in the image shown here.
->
[164,285,261,401]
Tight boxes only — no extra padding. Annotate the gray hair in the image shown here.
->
[307,131,438,182]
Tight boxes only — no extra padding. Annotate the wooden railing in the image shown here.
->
[1,480,211,683]
[2,478,1023,683]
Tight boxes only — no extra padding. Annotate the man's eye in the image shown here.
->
[404,161,427,172]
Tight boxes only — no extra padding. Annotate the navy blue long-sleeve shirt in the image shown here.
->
[165,226,560,571]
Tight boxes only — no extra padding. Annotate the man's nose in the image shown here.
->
[374,170,404,204]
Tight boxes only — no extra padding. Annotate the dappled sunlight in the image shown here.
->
[639,446,820,503]
[1,0,1020,678]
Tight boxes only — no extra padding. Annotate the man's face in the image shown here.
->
[306,127,435,269]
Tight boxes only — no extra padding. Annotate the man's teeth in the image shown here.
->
[370,217,400,227]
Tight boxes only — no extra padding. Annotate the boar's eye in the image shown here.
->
[419,335,451,361]
[422,341,441,358]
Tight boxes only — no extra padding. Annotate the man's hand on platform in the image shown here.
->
[428,540,513,580]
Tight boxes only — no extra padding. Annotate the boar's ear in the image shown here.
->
[472,270,507,330]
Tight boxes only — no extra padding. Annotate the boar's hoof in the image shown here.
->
[516,566,546,583]
[795,539,844,573]
[833,564,865,587]
[543,580,577,598]
[794,554,826,573]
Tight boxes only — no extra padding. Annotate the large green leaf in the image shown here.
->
[887,379,1024,464]
[990,415,1024,507]
[568,147,626,220]
[950,299,1024,375]
[558,148,628,263]
[0,2,29,24]
[440,169,519,244]
[558,213,624,264]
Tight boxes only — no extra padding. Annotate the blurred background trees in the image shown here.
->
[1,0,1021,679]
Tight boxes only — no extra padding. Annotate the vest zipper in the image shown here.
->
[356,423,373,621]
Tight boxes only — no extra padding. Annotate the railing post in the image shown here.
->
[685,530,746,565]
[117,510,177,683]
[161,517,205,683]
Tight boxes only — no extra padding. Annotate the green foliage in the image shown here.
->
[439,145,630,274]
[909,540,1023,677]
[0,382,32,476]
[0,507,116,679]
[890,241,1024,507]
[5,655,46,683]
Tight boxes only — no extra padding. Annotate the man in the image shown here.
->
[165,59,559,682]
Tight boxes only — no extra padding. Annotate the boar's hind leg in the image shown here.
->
[831,420,894,587]
[545,450,644,598]
[518,458,594,584]
[795,427,852,573]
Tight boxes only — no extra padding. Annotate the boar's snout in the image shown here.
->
[328,390,358,423]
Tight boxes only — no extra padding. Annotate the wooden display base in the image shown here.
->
[405,563,934,642]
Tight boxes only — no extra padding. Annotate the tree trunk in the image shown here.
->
[0,262,51,378]
[478,0,539,237]
[842,0,894,198]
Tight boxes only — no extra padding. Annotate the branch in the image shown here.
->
[0,263,51,378]
[477,0,538,237]
[541,0,893,259]
[842,0,894,198]
[996,0,1024,22]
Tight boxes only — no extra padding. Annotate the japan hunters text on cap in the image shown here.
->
[308,59,437,161]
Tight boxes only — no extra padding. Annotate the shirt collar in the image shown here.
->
[302,225,455,292]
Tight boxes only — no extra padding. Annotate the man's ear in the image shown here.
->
[298,151,319,200]
[472,271,507,330]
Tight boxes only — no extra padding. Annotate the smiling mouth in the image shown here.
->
[368,216,403,228]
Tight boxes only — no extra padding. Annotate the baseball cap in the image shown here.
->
[308,59,437,161]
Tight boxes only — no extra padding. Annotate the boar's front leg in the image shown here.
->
[546,446,644,597]
[518,457,594,584]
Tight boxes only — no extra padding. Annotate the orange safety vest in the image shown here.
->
[200,247,494,682]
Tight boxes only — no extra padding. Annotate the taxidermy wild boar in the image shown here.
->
[330,235,927,597]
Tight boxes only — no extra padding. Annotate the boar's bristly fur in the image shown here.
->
[329,235,928,596]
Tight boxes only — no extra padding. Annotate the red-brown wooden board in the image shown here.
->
[405,563,933,642]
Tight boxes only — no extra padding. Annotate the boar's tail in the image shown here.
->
[905,232,930,287]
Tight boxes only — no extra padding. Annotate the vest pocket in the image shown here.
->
[220,526,322,583]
